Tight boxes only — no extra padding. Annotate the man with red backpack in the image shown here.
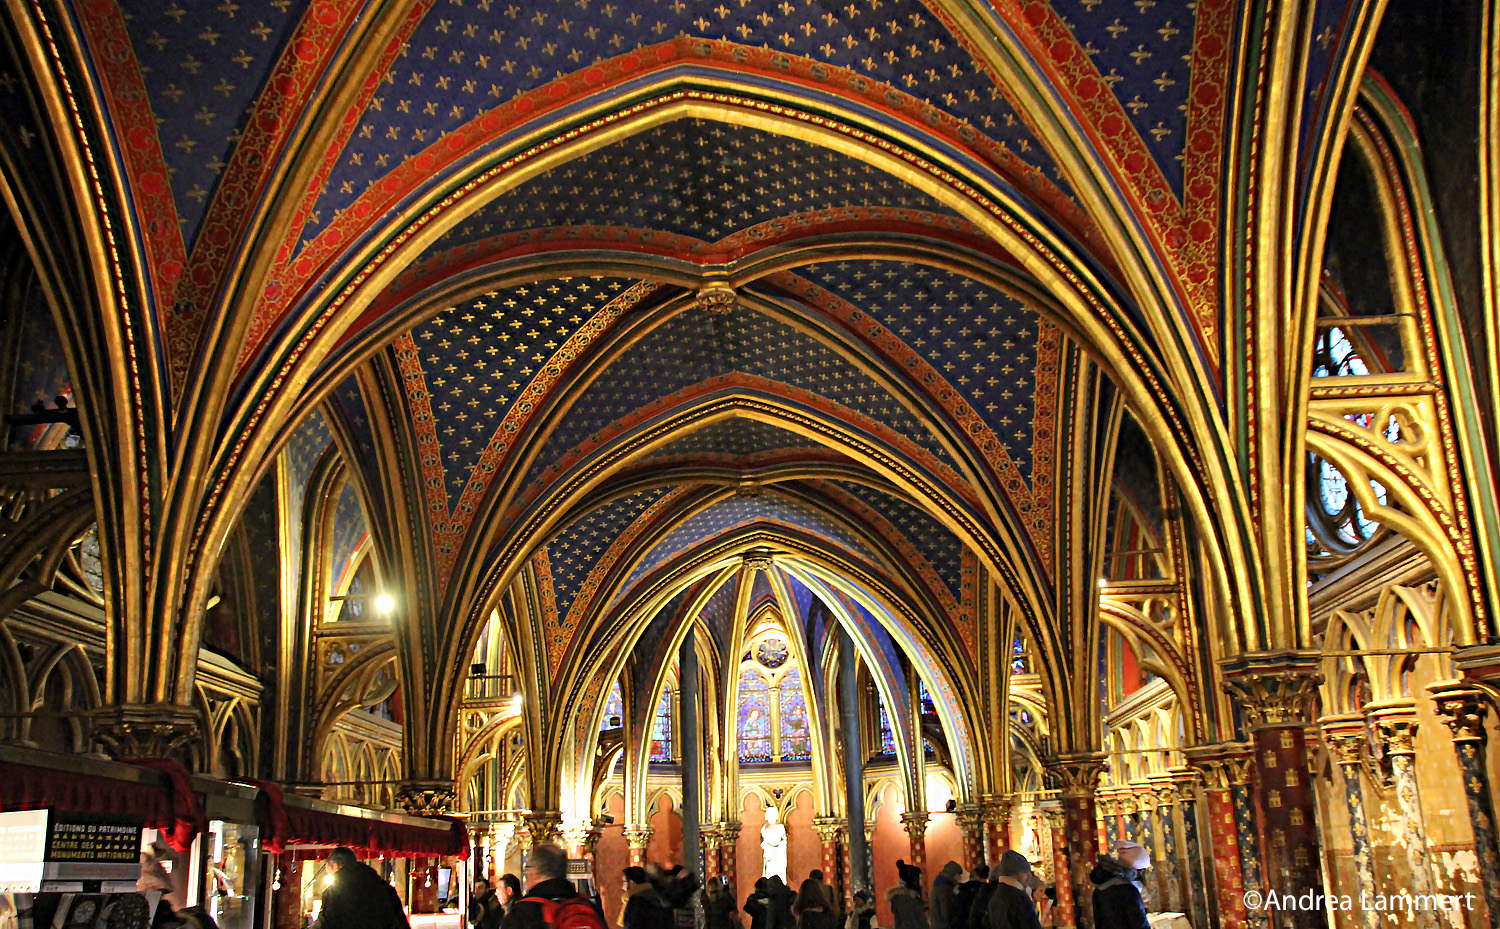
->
[506,844,607,929]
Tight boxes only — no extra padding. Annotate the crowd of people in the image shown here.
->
[453,838,1154,929]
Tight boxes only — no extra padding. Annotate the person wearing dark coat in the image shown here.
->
[791,876,836,929]
[844,891,874,929]
[508,844,605,929]
[1090,844,1150,929]
[887,860,927,929]
[704,878,739,929]
[966,873,997,929]
[985,851,1040,929]
[745,878,772,929]
[765,876,797,929]
[622,867,675,929]
[316,847,410,929]
[953,864,988,929]
[930,862,963,929]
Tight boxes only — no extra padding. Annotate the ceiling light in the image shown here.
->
[375,594,396,613]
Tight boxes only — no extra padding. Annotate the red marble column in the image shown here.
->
[1226,667,1325,929]
[900,811,929,878]
[955,806,984,870]
[702,828,723,880]
[1045,806,1074,929]
[1191,754,1253,929]
[625,827,652,867]
[813,818,844,884]
[982,797,1011,862]
[720,823,742,898]
[1052,756,1104,929]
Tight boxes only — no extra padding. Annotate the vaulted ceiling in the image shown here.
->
[0,0,1395,766]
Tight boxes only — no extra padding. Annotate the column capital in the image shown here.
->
[1167,766,1201,801]
[396,780,458,816]
[523,810,564,846]
[624,825,654,849]
[812,817,847,843]
[980,795,1012,822]
[1183,742,1254,790]
[953,805,984,831]
[899,810,930,842]
[1039,803,1066,830]
[719,820,743,844]
[1318,713,1369,768]
[1428,679,1493,743]
[1118,792,1138,816]
[1046,753,1106,799]
[701,826,724,852]
[562,819,602,855]
[1366,701,1420,756]
[1221,656,1322,730]
[91,703,200,761]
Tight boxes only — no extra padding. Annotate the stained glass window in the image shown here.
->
[737,668,772,763]
[778,668,811,761]
[1312,326,1371,378]
[756,637,789,669]
[601,681,624,731]
[1308,454,1383,553]
[650,687,673,762]
[1011,638,1030,674]
[877,698,897,755]
[919,680,936,715]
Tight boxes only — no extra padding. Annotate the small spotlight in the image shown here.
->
[1097,578,1107,588]
[375,594,396,613]
[509,694,524,713]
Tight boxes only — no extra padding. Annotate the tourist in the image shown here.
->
[844,892,874,929]
[1089,844,1149,929]
[985,851,1040,929]
[315,847,409,929]
[623,867,674,929]
[930,862,962,929]
[765,876,797,929]
[704,877,739,929]
[887,861,927,929]
[745,878,771,929]
[953,864,987,929]
[791,875,835,929]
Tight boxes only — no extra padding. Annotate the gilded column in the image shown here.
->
[1170,769,1212,929]
[1184,758,1249,929]
[1100,793,1121,849]
[721,822,743,895]
[900,811,930,876]
[1429,681,1500,926]
[1148,777,1181,914]
[625,826,653,867]
[1043,804,1074,929]
[982,796,1012,861]
[813,817,845,888]
[1051,755,1104,929]
[1368,703,1442,929]
[1131,784,1159,911]
[702,827,723,880]
[954,805,984,871]
[1319,716,1378,929]
[1224,665,1325,929]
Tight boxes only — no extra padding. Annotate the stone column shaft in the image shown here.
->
[900,811,930,877]
[1185,757,1251,929]
[1225,667,1326,929]
[982,797,1011,863]
[1320,717,1378,929]
[839,628,869,894]
[625,826,653,868]
[1044,806,1074,929]
[1369,705,1441,929]
[1151,786,1182,915]
[1052,756,1104,929]
[680,632,702,873]
[1171,770,1212,929]
[1430,681,1500,928]
[955,806,984,871]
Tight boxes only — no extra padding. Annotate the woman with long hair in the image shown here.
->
[791,877,835,929]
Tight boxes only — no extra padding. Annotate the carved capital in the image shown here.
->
[812,817,846,844]
[1222,660,1322,729]
[981,796,1012,824]
[899,811,930,842]
[1147,774,1179,805]
[1183,742,1254,790]
[396,781,457,816]
[1119,791,1139,816]
[523,811,564,846]
[1428,680,1491,744]
[1318,714,1369,768]
[1047,753,1105,799]
[742,550,774,570]
[624,825,654,850]
[92,703,200,762]
[1365,701,1419,756]
[1039,804,1065,831]
[953,805,983,836]
[1168,767,1201,802]
[701,827,723,852]
[562,819,601,854]
[719,821,742,845]
[696,282,738,316]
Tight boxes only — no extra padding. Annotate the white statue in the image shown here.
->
[761,805,788,881]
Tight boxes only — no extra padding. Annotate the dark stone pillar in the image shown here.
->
[680,630,701,873]
[839,627,868,893]
[1429,681,1500,928]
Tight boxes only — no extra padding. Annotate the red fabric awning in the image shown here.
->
[251,780,467,859]
[0,758,205,852]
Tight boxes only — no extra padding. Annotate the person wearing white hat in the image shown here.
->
[1089,844,1150,929]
